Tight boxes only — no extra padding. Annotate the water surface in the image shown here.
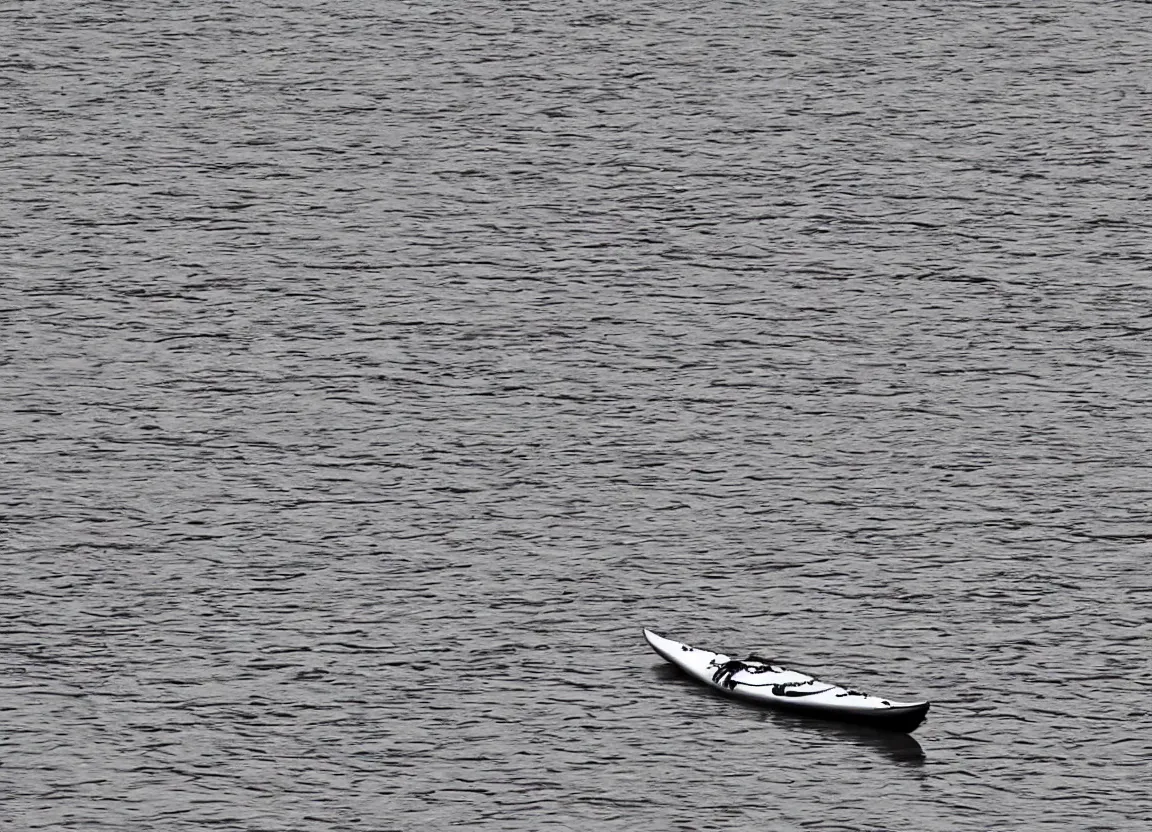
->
[3,1,1151,829]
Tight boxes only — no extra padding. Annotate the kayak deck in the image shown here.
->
[644,629,929,733]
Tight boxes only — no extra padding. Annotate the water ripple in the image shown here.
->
[5,0,1152,829]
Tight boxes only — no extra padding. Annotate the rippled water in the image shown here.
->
[3,0,1152,829]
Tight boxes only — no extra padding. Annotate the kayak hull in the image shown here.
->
[644,629,930,733]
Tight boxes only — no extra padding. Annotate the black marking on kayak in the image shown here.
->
[771,680,834,697]
[710,659,834,696]
[710,659,746,690]
[737,659,785,674]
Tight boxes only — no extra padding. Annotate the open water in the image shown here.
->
[3,1,1151,829]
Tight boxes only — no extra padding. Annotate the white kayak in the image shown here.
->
[644,629,930,733]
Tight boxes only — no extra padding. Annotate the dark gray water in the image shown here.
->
[3,1,1151,829]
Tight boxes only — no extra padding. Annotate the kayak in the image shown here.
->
[643,629,930,733]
